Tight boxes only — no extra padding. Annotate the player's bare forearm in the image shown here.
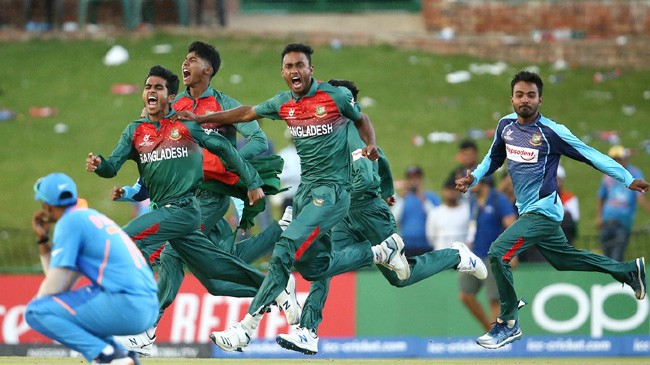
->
[188,105,258,125]
[355,114,378,160]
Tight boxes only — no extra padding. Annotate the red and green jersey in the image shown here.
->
[173,85,268,184]
[254,79,361,186]
[94,110,263,206]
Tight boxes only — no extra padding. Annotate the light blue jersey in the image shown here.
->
[51,205,156,295]
[471,113,634,221]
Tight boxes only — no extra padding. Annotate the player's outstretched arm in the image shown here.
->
[629,178,649,193]
[455,169,475,193]
[177,105,259,126]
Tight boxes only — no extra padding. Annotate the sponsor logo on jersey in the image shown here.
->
[170,129,181,141]
[139,147,189,163]
[288,123,333,138]
[139,134,154,147]
[530,133,543,146]
[505,143,538,163]
[315,106,327,118]
[313,198,324,206]
[288,108,295,117]
[503,128,514,141]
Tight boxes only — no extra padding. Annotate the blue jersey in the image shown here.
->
[472,113,634,221]
[51,206,156,295]
[473,189,516,257]
[599,164,644,228]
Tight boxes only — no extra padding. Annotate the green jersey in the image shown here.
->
[173,85,268,159]
[94,110,263,205]
[347,122,395,205]
[254,79,361,186]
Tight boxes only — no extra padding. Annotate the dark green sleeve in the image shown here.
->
[95,124,137,178]
[219,94,269,159]
[377,147,395,199]
[187,122,264,189]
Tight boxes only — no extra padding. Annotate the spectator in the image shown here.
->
[425,177,471,251]
[557,164,579,244]
[24,0,56,32]
[391,165,441,256]
[597,145,650,261]
[461,175,517,331]
[274,136,301,214]
[449,139,479,205]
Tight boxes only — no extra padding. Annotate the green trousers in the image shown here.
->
[301,197,461,332]
[489,213,636,321]
[247,183,374,316]
[121,195,268,321]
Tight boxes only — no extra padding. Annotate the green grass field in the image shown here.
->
[1,33,649,269]
[1,357,648,365]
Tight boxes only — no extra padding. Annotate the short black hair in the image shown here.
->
[147,65,180,95]
[458,139,477,151]
[282,43,313,66]
[443,176,457,190]
[328,79,359,102]
[511,70,543,97]
[188,41,221,78]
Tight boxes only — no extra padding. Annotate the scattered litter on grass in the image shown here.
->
[469,62,507,75]
[153,44,172,54]
[412,135,425,147]
[408,55,418,65]
[446,70,471,84]
[643,90,650,100]
[111,84,138,95]
[427,131,457,143]
[593,68,621,83]
[621,105,636,116]
[330,39,343,51]
[0,109,16,121]
[359,96,375,108]
[54,123,69,134]
[29,107,57,118]
[229,74,242,84]
[104,45,129,66]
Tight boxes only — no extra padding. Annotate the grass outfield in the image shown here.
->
[1,358,649,365]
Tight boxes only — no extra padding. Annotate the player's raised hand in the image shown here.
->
[85,153,101,172]
[32,210,52,241]
[111,187,125,201]
[629,178,649,193]
[248,187,266,206]
[362,144,379,161]
[455,169,475,193]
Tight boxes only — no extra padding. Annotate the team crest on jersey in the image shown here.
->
[170,128,181,141]
[530,133,543,146]
[503,128,514,141]
[139,134,154,147]
[313,198,324,206]
[315,106,327,118]
[289,108,295,117]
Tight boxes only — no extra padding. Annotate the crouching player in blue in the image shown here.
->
[456,71,650,350]
[26,172,158,364]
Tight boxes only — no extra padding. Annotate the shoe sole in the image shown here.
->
[276,336,317,355]
[476,329,523,349]
[209,332,244,352]
[636,257,646,300]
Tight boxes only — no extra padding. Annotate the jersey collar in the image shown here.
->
[292,78,318,101]
[177,84,215,101]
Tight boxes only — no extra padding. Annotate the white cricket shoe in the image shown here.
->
[279,206,293,231]
[275,273,302,325]
[276,327,319,355]
[210,322,251,352]
[378,233,411,281]
[452,241,488,280]
[114,326,156,357]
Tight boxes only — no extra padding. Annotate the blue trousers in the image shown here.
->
[25,285,157,362]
